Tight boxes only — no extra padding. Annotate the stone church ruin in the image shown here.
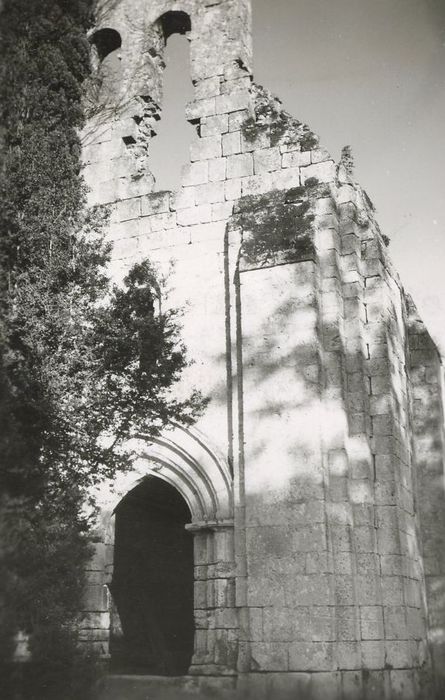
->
[80,1,445,697]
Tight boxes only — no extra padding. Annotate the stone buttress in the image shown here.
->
[80,1,445,698]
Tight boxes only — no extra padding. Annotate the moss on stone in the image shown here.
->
[231,185,317,267]
[241,84,319,150]
[300,131,318,151]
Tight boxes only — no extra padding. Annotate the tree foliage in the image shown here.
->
[0,1,202,696]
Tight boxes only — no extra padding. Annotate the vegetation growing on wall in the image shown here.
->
[337,147,388,245]
[340,145,355,177]
[242,85,319,150]
[232,181,320,268]
[0,2,202,697]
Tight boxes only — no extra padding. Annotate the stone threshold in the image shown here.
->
[95,673,237,700]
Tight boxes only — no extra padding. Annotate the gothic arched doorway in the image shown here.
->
[109,476,194,675]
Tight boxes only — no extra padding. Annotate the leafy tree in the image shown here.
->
[0,1,202,697]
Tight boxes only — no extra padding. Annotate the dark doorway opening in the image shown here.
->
[110,477,194,675]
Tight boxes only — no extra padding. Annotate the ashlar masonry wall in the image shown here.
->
[81,1,445,698]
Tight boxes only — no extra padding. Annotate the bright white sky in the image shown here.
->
[153,0,445,353]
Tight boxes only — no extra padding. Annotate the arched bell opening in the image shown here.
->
[160,11,192,41]
[90,27,122,62]
[109,476,194,675]
[88,27,123,102]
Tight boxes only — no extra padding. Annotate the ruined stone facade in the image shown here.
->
[80,1,445,698]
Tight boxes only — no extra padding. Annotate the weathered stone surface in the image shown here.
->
[222,131,242,156]
[190,134,222,161]
[288,641,334,672]
[226,152,253,178]
[182,161,209,187]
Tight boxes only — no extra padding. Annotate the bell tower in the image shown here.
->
[86,0,253,200]
[89,0,252,113]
